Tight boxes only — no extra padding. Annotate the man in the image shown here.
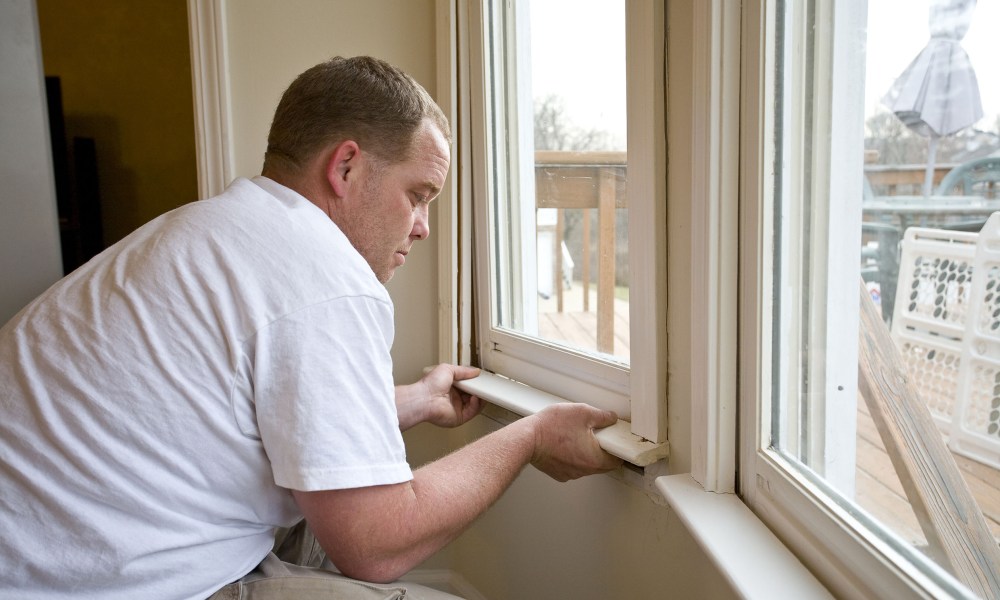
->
[0,56,621,599]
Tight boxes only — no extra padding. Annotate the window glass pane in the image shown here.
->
[488,0,629,364]
[770,0,1000,589]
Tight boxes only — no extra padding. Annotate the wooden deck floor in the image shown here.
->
[537,284,1000,547]
[537,287,630,360]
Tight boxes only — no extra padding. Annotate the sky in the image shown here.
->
[525,0,999,147]
[529,0,627,150]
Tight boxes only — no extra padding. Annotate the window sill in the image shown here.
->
[454,370,668,467]
[655,474,833,599]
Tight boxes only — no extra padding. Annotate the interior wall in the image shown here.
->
[222,0,440,387]
[400,421,738,600]
[0,1,63,324]
[444,419,737,600]
[34,0,198,247]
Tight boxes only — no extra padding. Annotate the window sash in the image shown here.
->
[467,0,666,441]
[738,0,981,596]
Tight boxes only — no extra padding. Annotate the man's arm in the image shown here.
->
[293,403,620,583]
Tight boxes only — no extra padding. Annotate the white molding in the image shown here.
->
[455,0,474,367]
[625,0,668,443]
[656,474,833,599]
[187,0,234,199]
[688,0,740,493]
[468,0,670,444]
[738,1,977,597]
[435,0,460,365]
[738,0,772,506]
[813,0,864,492]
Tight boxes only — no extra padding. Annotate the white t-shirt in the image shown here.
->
[0,177,412,599]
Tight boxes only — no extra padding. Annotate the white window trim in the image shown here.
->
[434,0,465,366]
[683,0,740,494]
[186,0,234,200]
[656,474,831,598]
[625,0,669,443]
[738,0,978,597]
[462,0,668,445]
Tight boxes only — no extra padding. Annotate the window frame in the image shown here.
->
[441,0,987,595]
[464,0,667,443]
[737,0,981,597]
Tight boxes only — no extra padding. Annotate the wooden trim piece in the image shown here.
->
[857,280,1000,597]
[457,370,667,466]
[625,0,669,444]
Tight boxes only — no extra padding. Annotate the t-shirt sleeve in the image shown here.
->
[252,295,412,491]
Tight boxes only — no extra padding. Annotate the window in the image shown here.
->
[740,0,1000,597]
[466,0,666,444]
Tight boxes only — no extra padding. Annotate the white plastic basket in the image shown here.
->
[890,215,1000,469]
[952,214,1000,468]
[891,227,978,436]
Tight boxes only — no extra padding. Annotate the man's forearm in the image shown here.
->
[294,415,539,583]
[293,402,619,583]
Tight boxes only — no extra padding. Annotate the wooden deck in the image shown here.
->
[537,283,1000,547]
[537,285,630,360]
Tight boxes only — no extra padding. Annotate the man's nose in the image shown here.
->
[411,205,430,240]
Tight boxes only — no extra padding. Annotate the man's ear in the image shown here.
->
[324,140,361,198]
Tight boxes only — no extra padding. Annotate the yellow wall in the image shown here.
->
[35,0,197,246]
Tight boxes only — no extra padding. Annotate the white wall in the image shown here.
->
[0,0,64,325]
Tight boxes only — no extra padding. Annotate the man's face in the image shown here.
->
[342,122,450,283]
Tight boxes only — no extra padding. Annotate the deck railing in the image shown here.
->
[535,150,626,354]
[533,153,965,354]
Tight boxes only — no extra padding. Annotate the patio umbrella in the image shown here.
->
[882,0,983,197]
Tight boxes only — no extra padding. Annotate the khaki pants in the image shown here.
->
[207,521,463,599]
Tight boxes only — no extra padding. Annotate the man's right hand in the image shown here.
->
[527,403,622,482]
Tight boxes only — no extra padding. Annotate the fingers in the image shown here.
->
[424,364,480,388]
[588,407,619,430]
[448,364,481,382]
[416,364,484,428]
[529,403,623,482]
[460,394,484,421]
